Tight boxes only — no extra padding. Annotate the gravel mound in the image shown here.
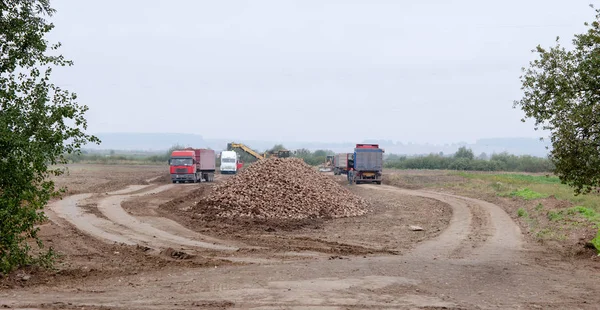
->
[199,158,369,220]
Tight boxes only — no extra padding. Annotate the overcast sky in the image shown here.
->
[47,0,593,144]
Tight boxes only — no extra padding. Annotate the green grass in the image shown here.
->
[547,210,564,221]
[509,188,548,200]
[457,172,561,185]
[547,206,600,224]
[458,172,600,210]
[535,228,566,241]
[592,232,600,252]
[517,208,528,218]
[569,206,600,221]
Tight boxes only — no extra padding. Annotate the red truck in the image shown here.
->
[169,148,215,183]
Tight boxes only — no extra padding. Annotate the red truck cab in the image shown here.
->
[169,148,215,183]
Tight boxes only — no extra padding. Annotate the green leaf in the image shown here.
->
[0,0,99,274]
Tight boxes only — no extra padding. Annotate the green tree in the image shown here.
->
[294,148,311,157]
[292,149,335,166]
[454,147,474,160]
[313,150,328,157]
[515,6,600,194]
[449,158,471,171]
[0,0,99,273]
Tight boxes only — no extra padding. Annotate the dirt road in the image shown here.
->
[2,177,599,309]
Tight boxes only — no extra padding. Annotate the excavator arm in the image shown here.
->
[228,143,265,160]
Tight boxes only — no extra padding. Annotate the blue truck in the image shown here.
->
[353,144,384,184]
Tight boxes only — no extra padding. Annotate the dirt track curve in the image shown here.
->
[3,183,600,309]
[51,184,241,252]
[366,185,523,262]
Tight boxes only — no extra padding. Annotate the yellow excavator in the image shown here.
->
[227,143,265,160]
[319,155,334,172]
[227,143,291,160]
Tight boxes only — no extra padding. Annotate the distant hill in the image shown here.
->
[87,133,551,157]
[89,133,207,151]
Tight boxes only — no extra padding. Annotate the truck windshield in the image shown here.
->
[170,158,193,166]
[221,158,236,163]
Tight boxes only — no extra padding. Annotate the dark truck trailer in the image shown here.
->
[169,148,216,183]
[333,153,353,175]
[353,144,383,184]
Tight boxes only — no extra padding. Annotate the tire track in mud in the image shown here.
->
[52,177,522,265]
[18,179,597,310]
[50,177,333,264]
[51,194,136,245]
[50,183,241,254]
[363,184,522,261]
[448,201,492,259]
[98,190,238,251]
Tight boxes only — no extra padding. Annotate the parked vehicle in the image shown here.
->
[219,150,238,174]
[169,148,215,183]
[319,155,335,172]
[353,144,383,184]
[333,153,353,175]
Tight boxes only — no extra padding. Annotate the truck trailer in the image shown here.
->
[333,153,354,175]
[169,148,216,183]
[353,144,383,184]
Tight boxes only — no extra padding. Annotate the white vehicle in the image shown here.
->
[219,151,238,174]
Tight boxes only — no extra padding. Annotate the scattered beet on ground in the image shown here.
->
[198,158,369,220]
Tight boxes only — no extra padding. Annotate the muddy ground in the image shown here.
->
[1,165,600,309]
[51,164,168,195]
[383,170,600,262]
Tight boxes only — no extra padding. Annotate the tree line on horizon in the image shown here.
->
[65,145,554,173]
[384,147,554,173]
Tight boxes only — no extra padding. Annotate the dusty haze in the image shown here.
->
[47,0,592,144]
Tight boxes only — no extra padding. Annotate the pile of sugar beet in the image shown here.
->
[195,158,369,220]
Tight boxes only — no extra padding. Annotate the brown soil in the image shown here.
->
[78,202,108,220]
[384,170,600,264]
[0,220,232,290]
[156,180,451,256]
[383,169,468,189]
[2,165,600,309]
[52,164,167,195]
[496,196,599,260]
